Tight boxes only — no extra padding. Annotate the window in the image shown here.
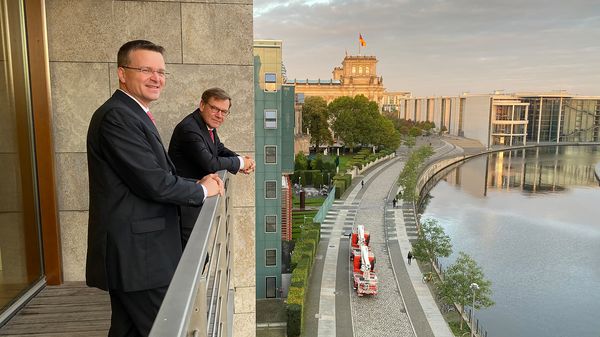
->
[266,277,277,298]
[264,72,277,92]
[264,109,277,129]
[265,180,277,199]
[265,73,276,83]
[359,66,363,74]
[352,66,356,74]
[265,146,277,164]
[366,66,370,74]
[265,215,277,233]
[266,249,277,266]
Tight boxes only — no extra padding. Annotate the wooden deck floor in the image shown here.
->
[0,282,110,337]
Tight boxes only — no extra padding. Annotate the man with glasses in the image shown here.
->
[169,87,255,246]
[86,40,224,337]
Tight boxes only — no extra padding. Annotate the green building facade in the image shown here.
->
[254,40,295,298]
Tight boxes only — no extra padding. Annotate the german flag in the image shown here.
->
[359,33,366,47]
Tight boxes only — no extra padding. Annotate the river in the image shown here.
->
[420,145,600,337]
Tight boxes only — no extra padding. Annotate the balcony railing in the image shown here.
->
[150,170,233,337]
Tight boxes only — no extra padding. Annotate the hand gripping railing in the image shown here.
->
[150,171,233,337]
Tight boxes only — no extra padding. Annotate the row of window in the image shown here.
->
[263,73,280,295]
[351,65,370,75]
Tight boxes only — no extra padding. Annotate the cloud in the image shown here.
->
[254,0,600,96]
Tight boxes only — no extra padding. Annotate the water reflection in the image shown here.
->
[421,145,600,337]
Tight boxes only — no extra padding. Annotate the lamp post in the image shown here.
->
[301,215,308,241]
[470,282,480,337]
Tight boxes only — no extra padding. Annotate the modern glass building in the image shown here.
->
[399,92,600,148]
[254,40,296,298]
[519,94,600,143]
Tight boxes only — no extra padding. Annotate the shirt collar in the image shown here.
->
[119,89,149,113]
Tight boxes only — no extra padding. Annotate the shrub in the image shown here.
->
[334,180,345,198]
[287,287,305,337]
[295,152,308,170]
[311,171,323,187]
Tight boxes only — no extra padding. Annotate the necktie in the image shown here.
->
[147,111,156,125]
[209,129,215,143]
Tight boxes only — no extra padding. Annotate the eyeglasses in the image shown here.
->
[120,66,169,78]
[205,102,230,117]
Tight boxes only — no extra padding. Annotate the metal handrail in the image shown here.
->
[312,186,336,223]
[150,170,232,337]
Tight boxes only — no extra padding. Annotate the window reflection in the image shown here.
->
[0,0,43,313]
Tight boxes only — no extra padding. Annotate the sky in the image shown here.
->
[253,0,600,97]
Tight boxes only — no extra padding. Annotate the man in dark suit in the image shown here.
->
[169,87,255,245]
[86,40,223,337]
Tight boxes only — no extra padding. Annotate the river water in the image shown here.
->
[420,145,600,337]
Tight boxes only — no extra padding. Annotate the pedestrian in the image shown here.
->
[169,87,255,247]
[392,198,397,208]
[361,180,364,188]
[86,40,224,337]
[407,251,413,265]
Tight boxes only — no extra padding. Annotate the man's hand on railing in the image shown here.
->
[240,155,255,174]
[197,173,225,197]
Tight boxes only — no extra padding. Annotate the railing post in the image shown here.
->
[189,277,208,337]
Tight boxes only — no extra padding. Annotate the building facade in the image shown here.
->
[253,40,296,299]
[288,55,398,106]
[390,92,600,148]
[1,0,255,334]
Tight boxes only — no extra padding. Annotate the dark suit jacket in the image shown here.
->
[86,90,205,292]
[168,110,240,232]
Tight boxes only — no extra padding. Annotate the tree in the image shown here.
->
[437,251,495,330]
[328,95,399,151]
[397,144,433,201]
[411,218,452,272]
[403,136,416,149]
[328,96,361,149]
[371,116,401,150]
[408,126,422,138]
[302,96,332,150]
[294,152,308,170]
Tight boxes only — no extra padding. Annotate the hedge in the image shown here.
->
[334,179,345,198]
[287,287,305,337]
[286,220,322,336]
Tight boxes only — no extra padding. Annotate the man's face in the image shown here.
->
[199,98,230,129]
[117,49,166,107]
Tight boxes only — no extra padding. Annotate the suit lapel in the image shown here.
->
[114,90,174,170]
[114,90,162,141]
[192,111,218,154]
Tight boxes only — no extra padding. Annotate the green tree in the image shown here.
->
[328,95,398,151]
[370,115,401,150]
[438,252,495,330]
[403,136,416,149]
[412,218,452,272]
[396,144,433,201]
[294,152,308,170]
[328,96,361,149]
[302,96,332,150]
[408,126,422,137]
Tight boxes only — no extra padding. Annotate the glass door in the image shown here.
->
[0,0,44,314]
